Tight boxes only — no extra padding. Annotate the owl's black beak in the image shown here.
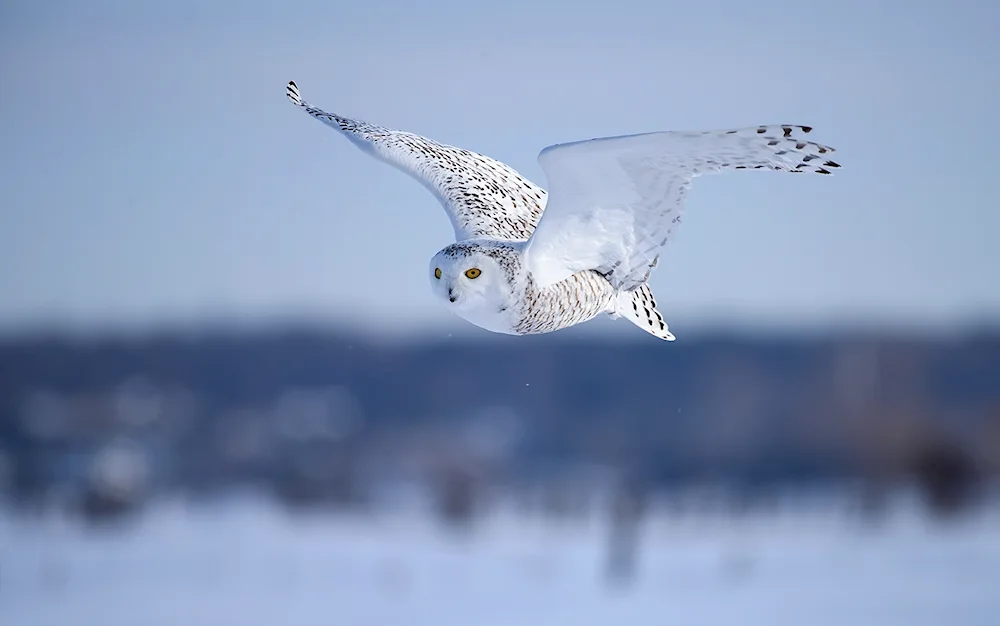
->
[448,288,456,303]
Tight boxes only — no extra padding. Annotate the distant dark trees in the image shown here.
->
[1,327,998,519]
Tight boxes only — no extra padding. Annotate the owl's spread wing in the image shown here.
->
[286,81,547,242]
[523,125,839,291]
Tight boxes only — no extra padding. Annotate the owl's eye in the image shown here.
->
[465,268,482,279]
[434,268,442,279]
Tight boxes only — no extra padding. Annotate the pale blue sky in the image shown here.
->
[1,0,998,336]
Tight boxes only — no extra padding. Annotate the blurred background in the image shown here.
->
[2,1,999,625]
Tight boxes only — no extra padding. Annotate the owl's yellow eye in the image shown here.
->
[434,268,442,279]
[465,268,481,279]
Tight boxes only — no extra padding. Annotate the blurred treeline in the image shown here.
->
[1,327,998,524]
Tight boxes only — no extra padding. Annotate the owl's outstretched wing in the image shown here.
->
[286,81,546,242]
[523,125,840,291]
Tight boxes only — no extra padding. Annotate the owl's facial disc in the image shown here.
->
[428,245,517,334]
[429,251,500,309]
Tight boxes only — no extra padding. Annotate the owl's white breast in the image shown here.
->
[458,309,516,335]
[449,297,520,335]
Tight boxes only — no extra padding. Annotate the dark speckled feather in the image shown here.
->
[287,81,546,242]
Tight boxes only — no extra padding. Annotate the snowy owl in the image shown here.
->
[285,80,839,341]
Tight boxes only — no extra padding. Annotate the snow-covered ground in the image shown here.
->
[3,492,999,626]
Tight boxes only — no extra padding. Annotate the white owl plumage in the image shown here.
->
[285,80,840,341]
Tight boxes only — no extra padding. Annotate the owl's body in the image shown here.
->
[285,81,839,341]
[428,239,627,337]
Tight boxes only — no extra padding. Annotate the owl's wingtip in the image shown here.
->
[286,80,303,106]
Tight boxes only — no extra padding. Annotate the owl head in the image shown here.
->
[428,243,513,311]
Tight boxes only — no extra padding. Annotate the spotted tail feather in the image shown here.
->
[615,284,674,341]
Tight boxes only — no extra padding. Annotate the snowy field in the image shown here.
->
[3,492,999,626]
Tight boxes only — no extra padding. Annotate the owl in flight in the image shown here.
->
[285,80,839,341]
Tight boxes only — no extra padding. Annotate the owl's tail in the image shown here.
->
[614,284,675,341]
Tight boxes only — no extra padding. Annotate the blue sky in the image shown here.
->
[1,0,998,337]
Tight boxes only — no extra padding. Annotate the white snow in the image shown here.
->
[2,492,998,626]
